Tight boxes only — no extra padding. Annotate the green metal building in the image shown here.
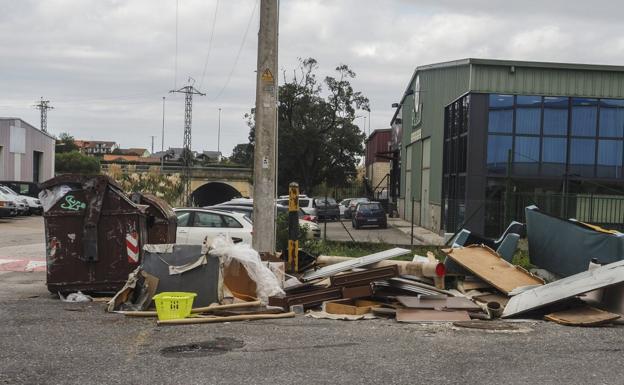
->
[389,58,624,237]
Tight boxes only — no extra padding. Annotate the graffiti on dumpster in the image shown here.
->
[60,195,86,211]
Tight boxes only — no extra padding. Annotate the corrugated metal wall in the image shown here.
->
[471,65,624,98]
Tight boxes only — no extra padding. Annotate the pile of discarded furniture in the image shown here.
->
[40,176,624,328]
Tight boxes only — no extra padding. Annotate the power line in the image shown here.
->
[174,0,179,89]
[199,0,220,90]
[33,97,54,132]
[212,0,258,101]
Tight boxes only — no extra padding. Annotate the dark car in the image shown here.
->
[313,197,339,221]
[352,201,387,229]
[344,197,370,219]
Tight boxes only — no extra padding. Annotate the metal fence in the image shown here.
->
[486,192,624,235]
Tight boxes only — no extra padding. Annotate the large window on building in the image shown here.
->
[443,95,470,232]
[485,94,624,180]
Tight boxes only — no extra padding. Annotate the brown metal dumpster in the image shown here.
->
[40,175,148,293]
[131,192,177,244]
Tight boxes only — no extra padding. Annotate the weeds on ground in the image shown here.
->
[303,239,535,269]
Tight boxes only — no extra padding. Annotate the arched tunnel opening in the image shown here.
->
[191,182,242,207]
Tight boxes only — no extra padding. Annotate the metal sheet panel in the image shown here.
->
[503,259,624,318]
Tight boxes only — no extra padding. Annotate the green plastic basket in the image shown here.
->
[152,292,197,320]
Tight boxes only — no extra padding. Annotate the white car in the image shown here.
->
[0,185,42,215]
[174,208,253,246]
[276,197,317,216]
[338,198,354,217]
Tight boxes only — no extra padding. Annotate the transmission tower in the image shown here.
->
[34,97,54,132]
[169,79,205,205]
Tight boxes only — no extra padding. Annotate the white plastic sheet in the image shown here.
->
[208,236,284,303]
[39,185,72,212]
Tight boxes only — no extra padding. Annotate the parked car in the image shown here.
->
[0,185,42,215]
[0,191,18,217]
[0,187,28,216]
[338,198,354,218]
[344,197,370,219]
[276,197,317,216]
[313,197,339,221]
[208,204,320,239]
[0,192,15,218]
[174,208,253,245]
[352,201,387,229]
[0,181,41,198]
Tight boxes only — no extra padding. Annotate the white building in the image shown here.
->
[0,118,55,183]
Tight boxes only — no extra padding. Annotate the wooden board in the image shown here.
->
[503,259,624,318]
[396,309,471,323]
[545,306,620,326]
[443,245,544,295]
[396,296,481,311]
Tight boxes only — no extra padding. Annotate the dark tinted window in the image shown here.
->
[175,211,192,227]
[357,203,382,211]
[487,135,512,174]
[194,212,223,227]
[516,108,541,135]
[299,199,310,206]
[489,94,513,108]
[571,98,598,136]
[488,110,513,133]
[597,140,623,178]
[222,215,243,228]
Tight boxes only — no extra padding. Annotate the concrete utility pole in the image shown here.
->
[170,79,205,206]
[252,0,279,253]
[34,98,53,132]
[150,135,156,154]
[218,107,222,155]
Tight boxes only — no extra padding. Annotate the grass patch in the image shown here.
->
[302,240,445,260]
[303,239,534,269]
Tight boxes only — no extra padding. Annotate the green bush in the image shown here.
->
[55,151,101,174]
[275,212,309,253]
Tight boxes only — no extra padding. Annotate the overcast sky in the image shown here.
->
[2,0,624,156]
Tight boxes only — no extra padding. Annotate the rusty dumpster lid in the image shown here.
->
[39,174,123,191]
[131,192,176,220]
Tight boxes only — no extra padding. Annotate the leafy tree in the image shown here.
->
[230,143,254,167]
[55,132,79,153]
[55,151,101,174]
[245,58,368,193]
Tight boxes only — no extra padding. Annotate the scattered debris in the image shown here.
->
[302,248,410,281]
[544,305,621,327]
[59,291,92,303]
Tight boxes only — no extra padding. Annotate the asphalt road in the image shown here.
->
[2,216,624,384]
[320,218,416,245]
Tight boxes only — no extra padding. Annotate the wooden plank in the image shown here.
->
[545,306,620,326]
[396,309,471,323]
[443,245,544,295]
[503,259,624,318]
[324,299,372,315]
[396,296,481,311]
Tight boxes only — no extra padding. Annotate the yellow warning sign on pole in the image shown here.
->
[261,68,274,83]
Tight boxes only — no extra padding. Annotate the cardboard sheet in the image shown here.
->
[443,245,544,295]
[545,306,620,326]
